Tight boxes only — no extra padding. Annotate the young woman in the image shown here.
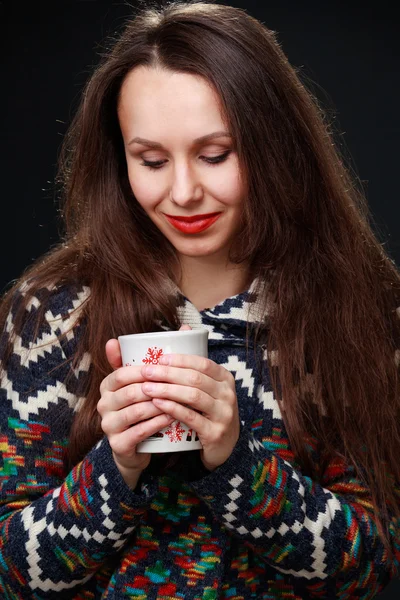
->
[0,2,399,598]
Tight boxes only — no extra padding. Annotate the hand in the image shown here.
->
[140,345,240,472]
[96,325,191,487]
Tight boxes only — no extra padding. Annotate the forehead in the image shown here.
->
[117,66,227,137]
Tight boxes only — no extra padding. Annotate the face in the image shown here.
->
[117,66,245,263]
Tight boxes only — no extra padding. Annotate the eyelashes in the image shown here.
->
[140,150,231,171]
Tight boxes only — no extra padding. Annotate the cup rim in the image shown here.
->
[118,329,208,341]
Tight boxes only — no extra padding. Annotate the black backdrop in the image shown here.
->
[1,1,399,597]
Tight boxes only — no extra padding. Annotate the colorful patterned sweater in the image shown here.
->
[0,280,399,599]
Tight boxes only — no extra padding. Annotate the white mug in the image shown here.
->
[118,329,209,453]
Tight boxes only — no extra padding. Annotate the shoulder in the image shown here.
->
[2,280,91,356]
[0,281,92,418]
[18,278,89,308]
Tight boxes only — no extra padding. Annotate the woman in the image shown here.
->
[0,1,399,598]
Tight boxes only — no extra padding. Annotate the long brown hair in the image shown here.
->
[1,0,399,560]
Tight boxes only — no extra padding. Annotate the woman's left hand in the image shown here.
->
[140,352,240,472]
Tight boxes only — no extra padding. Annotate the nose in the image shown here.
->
[169,160,203,206]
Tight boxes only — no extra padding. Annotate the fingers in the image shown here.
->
[97,381,154,416]
[179,324,192,331]
[152,397,209,437]
[101,400,166,435]
[140,364,218,399]
[106,339,122,371]
[109,412,174,456]
[101,365,146,394]
[142,381,214,415]
[157,354,226,383]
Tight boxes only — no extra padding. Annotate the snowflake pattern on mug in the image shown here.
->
[165,421,186,443]
[142,346,164,365]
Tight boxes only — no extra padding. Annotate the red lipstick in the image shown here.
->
[164,212,222,234]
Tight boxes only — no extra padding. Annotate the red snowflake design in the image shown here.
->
[142,346,164,365]
[165,421,186,443]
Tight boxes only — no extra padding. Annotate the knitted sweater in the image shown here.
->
[0,281,398,599]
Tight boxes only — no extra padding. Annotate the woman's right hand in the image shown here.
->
[97,325,191,488]
[97,339,173,487]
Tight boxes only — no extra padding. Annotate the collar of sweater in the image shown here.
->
[160,277,272,347]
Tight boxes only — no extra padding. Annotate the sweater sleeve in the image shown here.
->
[189,395,400,598]
[0,285,158,598]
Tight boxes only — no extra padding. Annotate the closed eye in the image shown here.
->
[140,150,231,171]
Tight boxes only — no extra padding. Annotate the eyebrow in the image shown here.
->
[128,131,232,148]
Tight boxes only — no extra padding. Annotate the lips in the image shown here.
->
[164,212,222,234]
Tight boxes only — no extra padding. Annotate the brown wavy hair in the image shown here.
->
[1,0,399,560]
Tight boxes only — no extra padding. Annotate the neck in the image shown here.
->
[176,255,252,312]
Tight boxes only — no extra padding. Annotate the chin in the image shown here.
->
[174,241,229,258]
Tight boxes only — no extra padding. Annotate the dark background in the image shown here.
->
[1,0,399,597]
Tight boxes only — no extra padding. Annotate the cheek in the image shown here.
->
[212,166,244,207]
[127,167,161,211]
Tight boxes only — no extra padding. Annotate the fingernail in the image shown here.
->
[158,355,169,365]
[143,383,155,393]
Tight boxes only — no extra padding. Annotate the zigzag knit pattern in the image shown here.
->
[0,281,399,599]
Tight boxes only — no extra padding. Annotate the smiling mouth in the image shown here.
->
[164,212,222,234]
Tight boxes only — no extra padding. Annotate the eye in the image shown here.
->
[202,150,231,165]
[140,150,231,171]
[140,159,166,171]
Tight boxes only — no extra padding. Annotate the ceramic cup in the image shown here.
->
[118,329,209,453]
